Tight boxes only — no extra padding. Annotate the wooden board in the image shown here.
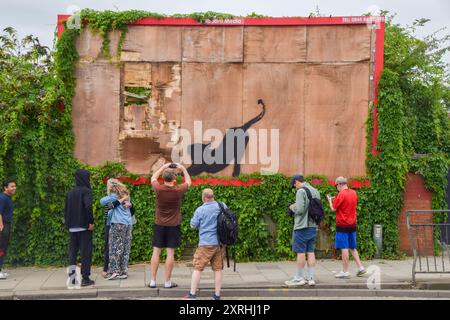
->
[73,24,375,178]
[241,63,306,175]
[120,137,161,174]
[123,62,151,87]
[76,28,120,59]
[244,26,306,62]
[181,63,243,176]
[182,27,243,62]
[304,63,370,177]
[121,26,182,62]
[73,60,121,165]
[306,25,371,62]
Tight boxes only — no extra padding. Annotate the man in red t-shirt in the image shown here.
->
[326,176,366,279]
[148,163,191,289]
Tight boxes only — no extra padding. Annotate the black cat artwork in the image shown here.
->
[187,99,266,177]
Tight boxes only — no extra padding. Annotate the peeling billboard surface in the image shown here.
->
[73,23,376,177]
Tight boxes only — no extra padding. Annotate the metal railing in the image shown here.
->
[406,210,450,284]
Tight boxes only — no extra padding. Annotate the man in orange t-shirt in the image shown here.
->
[148,163,191,289]
[327,176,366,279]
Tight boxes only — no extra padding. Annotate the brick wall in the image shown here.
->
[399,173,434,256]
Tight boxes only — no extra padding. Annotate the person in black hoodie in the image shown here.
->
[64,169,95,287]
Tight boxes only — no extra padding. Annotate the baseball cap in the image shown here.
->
[291,174,305,188]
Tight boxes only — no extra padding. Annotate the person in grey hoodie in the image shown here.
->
[64,169,95,287]
[285,174,321,287]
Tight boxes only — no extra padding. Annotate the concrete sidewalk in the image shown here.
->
[1,258,450,299]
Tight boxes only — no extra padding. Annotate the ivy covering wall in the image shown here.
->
[0,10,449,266]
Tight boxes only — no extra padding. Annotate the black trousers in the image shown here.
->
[69,230,93,279]
[103,225,110,272]
[0,223,11,271]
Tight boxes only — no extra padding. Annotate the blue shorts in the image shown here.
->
[335,231,357,249]
[292,227,317,253]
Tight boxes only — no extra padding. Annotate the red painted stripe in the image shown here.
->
[371,21,385,156]
[57,14,71,38]
[57,15,385,37]
[105,176,370,188]
[132,16,384,26]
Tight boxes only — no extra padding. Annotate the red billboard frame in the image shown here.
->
[57,15,384,156]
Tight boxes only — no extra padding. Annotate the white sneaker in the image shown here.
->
[0,272,8,280]
[284,277,307,286]
[308,279,316,286]
[117,274,128,279]
[106,273,118,280]
[335,271,350,279]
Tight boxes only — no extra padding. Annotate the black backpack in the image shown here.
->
[217,202,238,245]
[217,202,239,272]
[302,187,325,225]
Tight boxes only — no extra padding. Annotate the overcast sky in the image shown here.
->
[0,0,449,62]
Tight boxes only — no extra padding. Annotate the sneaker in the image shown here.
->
[105,273,118,280]
[148,282,157,288]
[117,273,128,279]
[164,281,178,288]
[81,278,95,287]
[0,272,9,280]
[357,268,367,277]
[284,277,307,287]
[102,271,108,279]
[335,271,350,279]
[184,292,197,300]
[212,294,221,300]
[308,279,316,286]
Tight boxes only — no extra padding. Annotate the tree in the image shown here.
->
[0,27,77,265]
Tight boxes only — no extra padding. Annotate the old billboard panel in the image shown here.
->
[123,62,151,87]
[76,28,120,60]
[304,63,370,177]
[121,26,182,62]
[66,17,382,178]
[182,27,243,62]
[181,63,243,176]
[73,60,121,165]
[244,26,307,62]
[241,63,306,175]
[307,25,371,62]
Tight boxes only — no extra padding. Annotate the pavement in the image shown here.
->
[1,258,450,299]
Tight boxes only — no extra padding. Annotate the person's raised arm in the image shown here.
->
[326,195,336,212]
[177,164,192,187]
[151,163,172,183]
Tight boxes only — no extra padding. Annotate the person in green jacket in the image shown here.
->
[285,174,321,287]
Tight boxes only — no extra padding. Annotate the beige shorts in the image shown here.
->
[192,246,224,271]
